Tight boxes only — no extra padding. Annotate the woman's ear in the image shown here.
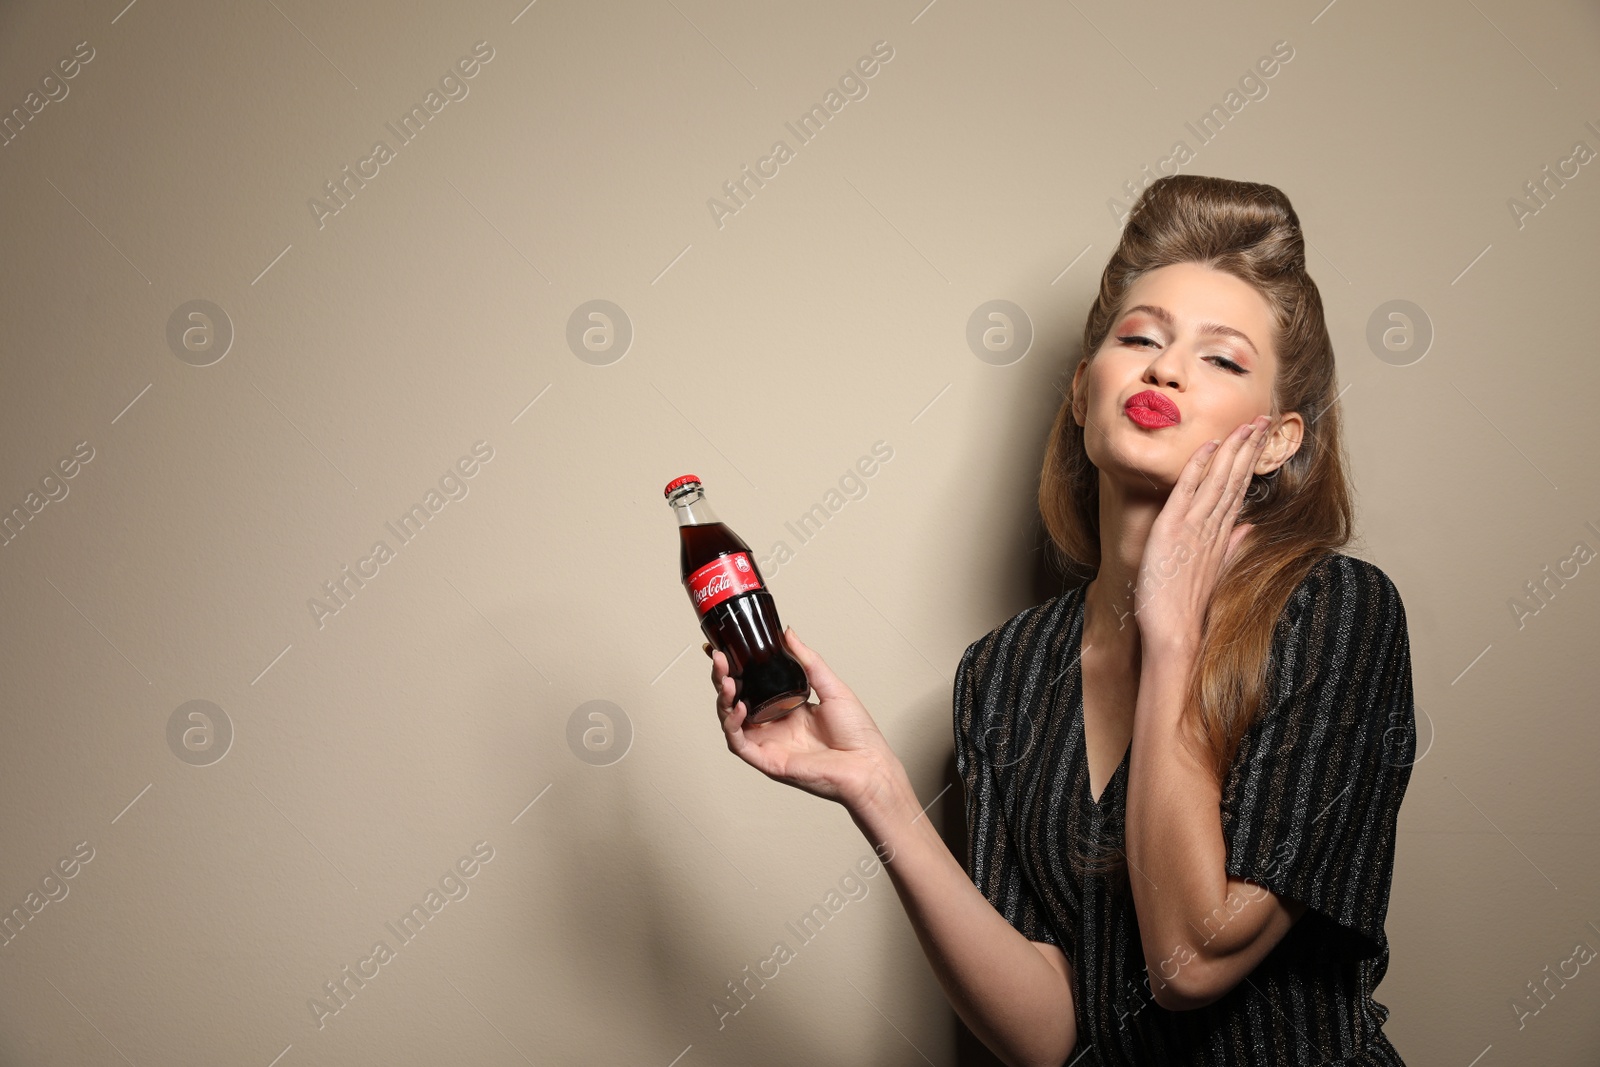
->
[1257,411,1305,474]
[1070,358,1089,427]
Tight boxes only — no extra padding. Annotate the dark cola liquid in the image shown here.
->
[680,521,810,723]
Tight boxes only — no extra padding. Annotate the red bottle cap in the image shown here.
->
[663,474,702,498]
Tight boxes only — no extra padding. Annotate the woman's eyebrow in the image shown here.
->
[1121,304,1259,358]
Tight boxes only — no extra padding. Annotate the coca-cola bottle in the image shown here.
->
[665,475,810,724]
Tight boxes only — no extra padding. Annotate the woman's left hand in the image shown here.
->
[1134,414,1271,654]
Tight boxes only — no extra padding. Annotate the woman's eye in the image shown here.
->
[1119,335,1245,374]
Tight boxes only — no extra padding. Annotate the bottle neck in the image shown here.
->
[669,486,719,526]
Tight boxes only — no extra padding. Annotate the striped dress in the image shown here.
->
[954,552,1414,1065]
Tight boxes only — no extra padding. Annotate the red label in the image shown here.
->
[685,552,763,616]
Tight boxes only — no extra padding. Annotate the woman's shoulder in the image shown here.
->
[1282,551,1407,628]
[958,587,1083,679]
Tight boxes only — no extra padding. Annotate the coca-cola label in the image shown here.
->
[685,552,763,616]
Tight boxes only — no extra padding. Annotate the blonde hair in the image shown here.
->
[1041,174,1355,888]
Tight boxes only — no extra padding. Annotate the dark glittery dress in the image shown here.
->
[955,552,1413,1065]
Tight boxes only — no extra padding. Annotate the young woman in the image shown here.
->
[704,175,1415,1066]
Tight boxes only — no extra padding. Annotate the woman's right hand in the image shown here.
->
[706,627,902,810]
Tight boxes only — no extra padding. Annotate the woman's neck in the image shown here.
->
[1084,471,1167,661]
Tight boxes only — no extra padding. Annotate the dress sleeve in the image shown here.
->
[953,634,1060,947]
[1220,554,1416,962]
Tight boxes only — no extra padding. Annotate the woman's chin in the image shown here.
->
[1095,459,1182,498]
[1090,438,1189,486]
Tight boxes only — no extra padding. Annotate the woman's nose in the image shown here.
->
[1142,350,1187,388]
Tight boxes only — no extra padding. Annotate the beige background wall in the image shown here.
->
[2,0,1598,1063]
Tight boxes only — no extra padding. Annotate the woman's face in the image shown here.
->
[1072,261,1300,494]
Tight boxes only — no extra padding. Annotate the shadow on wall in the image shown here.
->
[526,376,1086,1062]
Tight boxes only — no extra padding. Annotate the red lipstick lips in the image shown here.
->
[1125,390,1181,429]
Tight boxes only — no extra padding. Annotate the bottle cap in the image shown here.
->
[663,474,702,498]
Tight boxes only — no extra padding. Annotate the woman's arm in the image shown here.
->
[1123,417,1306,1009]
[705,635,1076,1067]
[848,754,1078,1067]
[1124,648,1305,1011]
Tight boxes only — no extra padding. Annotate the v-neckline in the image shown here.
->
[1071,583,1132,810]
